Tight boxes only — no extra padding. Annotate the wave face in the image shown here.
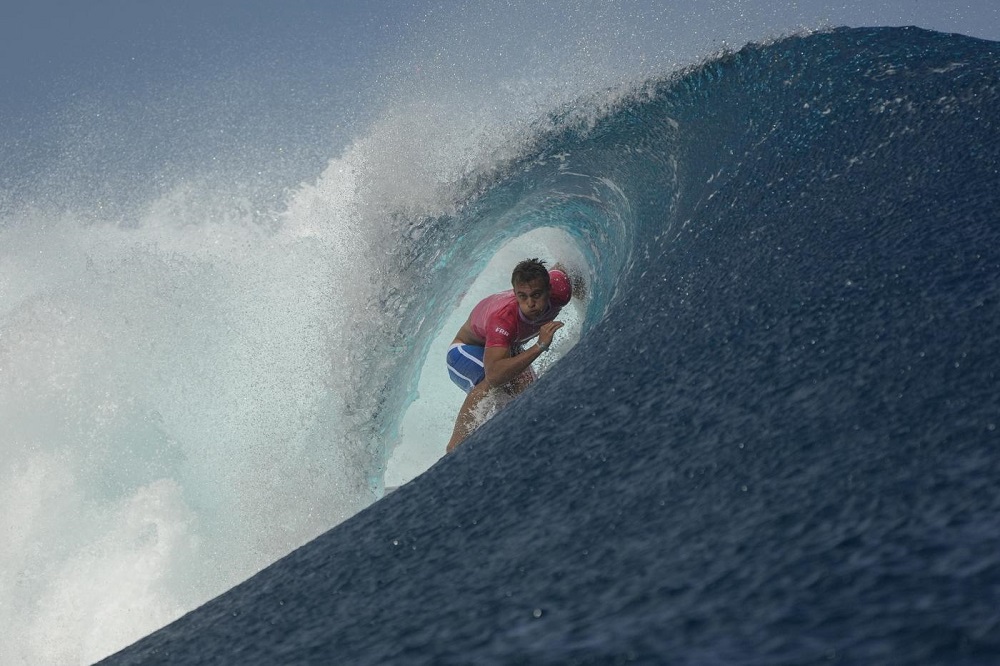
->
[101,26,1000,664]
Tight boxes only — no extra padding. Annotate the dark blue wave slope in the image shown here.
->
[103,27,1000,665]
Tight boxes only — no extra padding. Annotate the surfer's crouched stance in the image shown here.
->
[446,258,581,452]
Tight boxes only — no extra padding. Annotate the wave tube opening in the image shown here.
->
[384,227,591,489]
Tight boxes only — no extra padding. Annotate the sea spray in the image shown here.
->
[0,183,369,662]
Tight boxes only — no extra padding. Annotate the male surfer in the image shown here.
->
[446,258,580,452]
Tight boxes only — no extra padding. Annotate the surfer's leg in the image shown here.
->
[447,343,485,392]
[446,343,490,452]
[506,367,536,396]
[447,380,491,452]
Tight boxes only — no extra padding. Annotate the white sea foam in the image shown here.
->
[0,186,373,663]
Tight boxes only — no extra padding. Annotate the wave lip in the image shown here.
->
[103,26,1000,665]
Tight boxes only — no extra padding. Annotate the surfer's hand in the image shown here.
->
[537,321,564,347]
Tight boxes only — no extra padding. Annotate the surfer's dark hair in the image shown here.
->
[511,258,550,288]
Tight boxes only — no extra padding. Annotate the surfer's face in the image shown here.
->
[514,278,550,320]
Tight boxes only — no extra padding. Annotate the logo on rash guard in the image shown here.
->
[495,327,510,337]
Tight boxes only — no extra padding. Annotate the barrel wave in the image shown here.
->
[98,25,999,664]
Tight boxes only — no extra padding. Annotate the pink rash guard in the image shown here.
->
[468,269,572,350]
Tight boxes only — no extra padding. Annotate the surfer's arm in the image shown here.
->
[483,345,543,388]
[483,321,563,388]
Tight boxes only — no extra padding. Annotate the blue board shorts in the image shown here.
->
[447,343,486,393]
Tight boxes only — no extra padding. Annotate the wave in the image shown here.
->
[2,3,695,661]
[99,26,1000,664]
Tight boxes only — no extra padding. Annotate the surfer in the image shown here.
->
[446,258,581,452]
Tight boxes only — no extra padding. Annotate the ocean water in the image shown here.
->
[3,3,1000,663]
[86,25,1000,664]
[4,2,789,661]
